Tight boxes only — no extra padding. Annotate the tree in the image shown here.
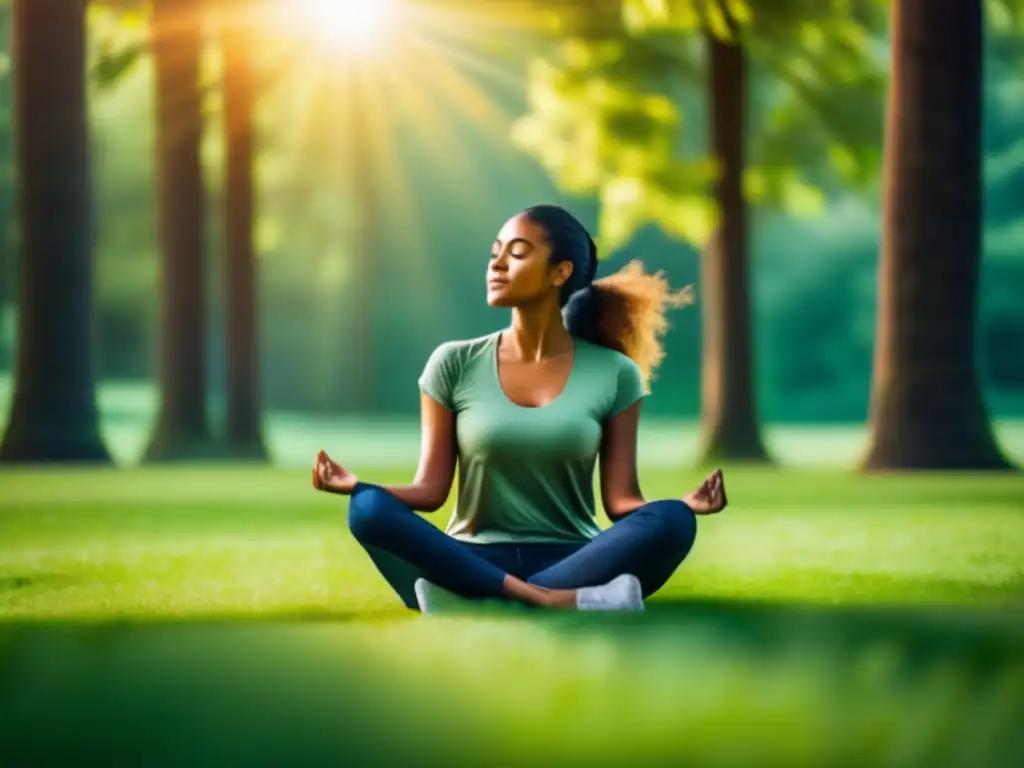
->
[0,0,111,463]
[513,0,884,464]
[0,3,13,370]
[0,3,14,372]
[143,0,218,461]
[698,20,765,461]
[861,0,1015,471]
[91,0,286,457]
[219,0,267,459]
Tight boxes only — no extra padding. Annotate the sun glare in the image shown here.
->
[255,0,549,301]
[300,0,399,53]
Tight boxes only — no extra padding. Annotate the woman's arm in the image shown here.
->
[369,393,457,512]
[598,400,647,522]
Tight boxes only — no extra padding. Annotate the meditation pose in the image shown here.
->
[313,205,727,613]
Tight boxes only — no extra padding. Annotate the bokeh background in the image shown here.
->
[0,1,1022,766]
[0,0,1021,467]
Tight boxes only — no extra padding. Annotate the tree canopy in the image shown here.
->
[510,0,1024,256]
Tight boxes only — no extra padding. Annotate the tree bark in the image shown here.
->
[862,0,1014,471]
[221,3,267,459]
[698,29,771,464]
[0,0,110,464]
[144,0,218,461]
[0,4,13,372]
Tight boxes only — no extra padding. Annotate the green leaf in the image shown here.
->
[88,1,151,92]
[704,1,735,41]
[623,0,704,34]
[92,43,146,91]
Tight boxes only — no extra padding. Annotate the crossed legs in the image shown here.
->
[347,484,699,610]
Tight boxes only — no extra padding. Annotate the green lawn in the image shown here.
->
[1,465,1023,766]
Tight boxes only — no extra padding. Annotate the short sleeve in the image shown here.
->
[418,343,460,410]
[608,355,646,418]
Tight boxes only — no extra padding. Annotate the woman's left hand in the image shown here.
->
[683,468,727,515]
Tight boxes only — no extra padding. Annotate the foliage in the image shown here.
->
[512,0,886,253]
[89,2,150,91]
[989,0,1024,66]
[981,43,1024,392]
[1,0,1022,417]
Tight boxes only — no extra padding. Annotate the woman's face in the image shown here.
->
[486,214,574,308]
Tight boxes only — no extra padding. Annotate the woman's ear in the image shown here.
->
[553,260,574,289]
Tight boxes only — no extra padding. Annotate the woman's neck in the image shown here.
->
[505,303,573,362]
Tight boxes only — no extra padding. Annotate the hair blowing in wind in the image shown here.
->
[567,260,694,389]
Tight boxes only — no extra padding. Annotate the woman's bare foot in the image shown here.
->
[503,576,578,608]
[682,468,728,514]
[501,575,644,611]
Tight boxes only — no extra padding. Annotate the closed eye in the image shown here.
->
[493,237,534,260]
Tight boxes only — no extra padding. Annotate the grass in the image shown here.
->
[0,463,1023,766]
[1,467,1023,616]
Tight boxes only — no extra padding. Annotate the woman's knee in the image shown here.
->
[648,499,697,559]
[346,485,396,544]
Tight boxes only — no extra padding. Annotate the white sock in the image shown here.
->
[414,578,471,615]
[575,574,645,612]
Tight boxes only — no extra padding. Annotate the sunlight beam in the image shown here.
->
[299,0,399,55]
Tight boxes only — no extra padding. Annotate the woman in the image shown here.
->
[313,205,727,613]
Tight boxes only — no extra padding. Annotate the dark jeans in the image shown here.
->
[347,483,698,609]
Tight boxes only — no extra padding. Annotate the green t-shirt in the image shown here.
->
[418,331,646,545]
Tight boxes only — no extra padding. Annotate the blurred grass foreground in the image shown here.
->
[1,427,1023,765]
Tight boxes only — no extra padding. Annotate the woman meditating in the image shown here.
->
[312,205,727,613]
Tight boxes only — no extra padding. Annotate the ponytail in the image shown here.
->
[517,204,692,387]
[563,261,693,388]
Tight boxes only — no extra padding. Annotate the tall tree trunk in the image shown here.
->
[0,0,110,464]
[221,2,267,459]
[0,4,14,372]
[862,0,1014,471]
[144,0,217,461]
[699,28,770,464]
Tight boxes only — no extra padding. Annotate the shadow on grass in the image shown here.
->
[4,592,1022,653]
[0,618,464,767]
[530,595,1024,668]
[549,593,1024,635]
[1,596,1023,767]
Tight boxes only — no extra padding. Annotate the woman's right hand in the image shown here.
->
[312,449,359,495]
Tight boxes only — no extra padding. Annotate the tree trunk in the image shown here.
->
[0,0,110,464]
[221,3,267,460]
[698,29,770,464]
[144,0,217,461]
[862,0,1014,471]
[0,5,14,372]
